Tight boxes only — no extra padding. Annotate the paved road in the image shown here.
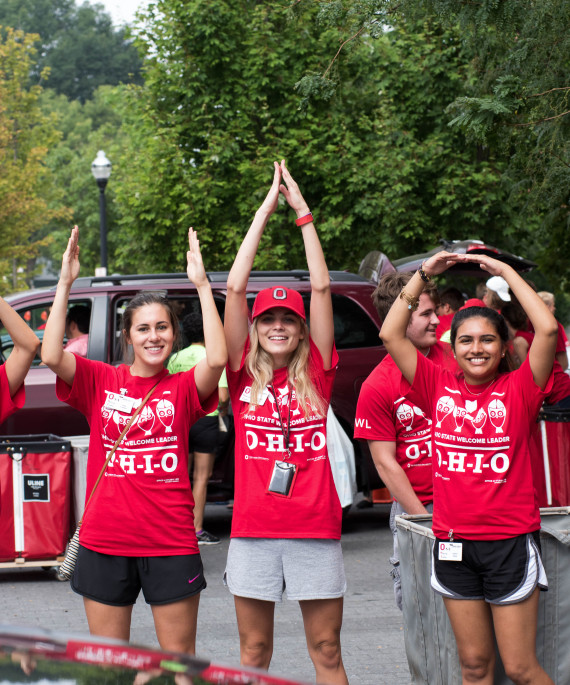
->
[0,501,411,685]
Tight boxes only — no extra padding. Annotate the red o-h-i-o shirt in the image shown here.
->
[227,338,341,540]
[56,355,217,556]
[354,342,456,504]
[0,364,25,425]
[405,352,553,541]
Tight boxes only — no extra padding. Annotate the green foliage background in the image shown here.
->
[0,0,568,319]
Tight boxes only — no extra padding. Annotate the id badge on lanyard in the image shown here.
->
[438,530,462,561]
[266,384,297,498]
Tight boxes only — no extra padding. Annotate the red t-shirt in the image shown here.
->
[0,364,25,424]
[556,322,567,354]
[227,339,341,539]
[354,343,456,504]
[56,356,217,555]
[436,313,454,340]
[406,353,552,540]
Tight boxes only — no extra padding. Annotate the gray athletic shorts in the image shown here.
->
[224,538,346,602]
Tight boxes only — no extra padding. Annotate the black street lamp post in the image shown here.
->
[91,150,112,275]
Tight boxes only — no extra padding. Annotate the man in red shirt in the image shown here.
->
[435,286,464,341]
[354,272,455,609]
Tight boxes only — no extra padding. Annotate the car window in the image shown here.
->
[1,300,92,367]
[331,293,380,349]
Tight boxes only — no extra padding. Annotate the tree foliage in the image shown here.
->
[307,0,570,290]
[0,0,142,102]
[39,86,125,274]
[0,28,70,292]
[107,0,520,275]
[422,0,570,287]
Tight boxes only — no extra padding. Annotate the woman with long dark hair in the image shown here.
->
[41,226,226,654]
[380,251,556,685]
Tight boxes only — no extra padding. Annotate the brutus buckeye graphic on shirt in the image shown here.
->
[434,388,507,436]
[432,386,513,491]
[100,388,181,481]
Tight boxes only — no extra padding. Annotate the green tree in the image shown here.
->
[306,0,570,290]
[0,0,142,102]
[109,1,517,274]
[0,28,70,292]
[39,86,126,274]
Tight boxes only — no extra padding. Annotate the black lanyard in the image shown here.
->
[269,384,293,459]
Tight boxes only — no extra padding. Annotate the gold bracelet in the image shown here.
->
[399,289,419,311]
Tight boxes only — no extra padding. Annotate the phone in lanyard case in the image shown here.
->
[267,460,297,497]
[266,383,297,498]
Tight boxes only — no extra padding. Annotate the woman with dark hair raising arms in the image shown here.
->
[41,226,226,654]
[223,161,348,684]
[380,251,557,685]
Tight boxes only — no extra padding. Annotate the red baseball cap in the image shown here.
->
[460,298,486,310]
[252,287,306,321]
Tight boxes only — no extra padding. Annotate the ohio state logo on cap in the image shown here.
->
[252,286,306,321]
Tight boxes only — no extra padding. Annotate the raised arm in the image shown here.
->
[187,228,228,402]
[279,161,334,368]
[462,255,558,389]
[41,227,79,385]
[380,252,462,384]
[224,162,281,370]
[0,299,39,397]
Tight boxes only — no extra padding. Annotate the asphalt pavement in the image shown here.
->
[0,501,411,685]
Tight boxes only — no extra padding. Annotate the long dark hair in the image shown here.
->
[450,306,514,373]
[121,291,180,361]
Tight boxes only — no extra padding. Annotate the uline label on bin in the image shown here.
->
[23,474,50,502]
[438,541,462,561]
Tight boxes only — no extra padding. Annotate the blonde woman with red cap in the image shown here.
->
[223,161,348,685]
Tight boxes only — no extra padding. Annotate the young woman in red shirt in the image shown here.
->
[380,251,557,685]
[41,226,226,655]
[223,161,348,684]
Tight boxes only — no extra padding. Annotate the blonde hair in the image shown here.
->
[537,291,554,308]
[245,318,327,418]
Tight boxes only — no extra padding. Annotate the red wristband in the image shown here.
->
[295,212,313,227]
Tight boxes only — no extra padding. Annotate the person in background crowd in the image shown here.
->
[503,301,570,409]
[537,292,568,371]
[41,226,226,654]
[355,272,455,610]
[0,298,39,424]
[435,287,465,341]
[64,305,91,358]
[223,161,348,684]
[380,250,556,685]
[483,275,510,311]
[501,302,531,368]
[168,309,230,545]
[475,282,487,302]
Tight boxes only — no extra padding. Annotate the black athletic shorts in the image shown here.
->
[431,531,547,605]
[71,546,206,607]
[189,415,219,453]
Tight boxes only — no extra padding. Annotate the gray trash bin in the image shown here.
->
[396,508,570,685]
